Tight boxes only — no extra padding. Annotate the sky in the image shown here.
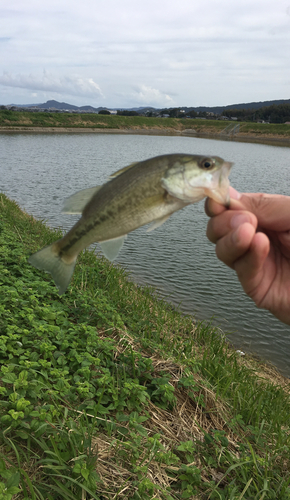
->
[1,0,290,109]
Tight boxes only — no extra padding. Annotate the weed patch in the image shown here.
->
[1,193,290,499]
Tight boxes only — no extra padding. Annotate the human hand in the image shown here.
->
[205,187,290,325]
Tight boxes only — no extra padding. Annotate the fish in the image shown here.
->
[28,153,233,294]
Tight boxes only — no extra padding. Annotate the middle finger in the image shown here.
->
[206,210,258,244]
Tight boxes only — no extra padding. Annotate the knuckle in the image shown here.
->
[247,193,272,213]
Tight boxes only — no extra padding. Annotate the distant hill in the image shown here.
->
[13,100,154,113]
[7,98,290,115]
[186,99,290,114]
[35,100,101,112]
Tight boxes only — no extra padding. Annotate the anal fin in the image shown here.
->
[99,235,127,261]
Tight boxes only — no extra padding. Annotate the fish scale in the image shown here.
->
[28,153,233,294]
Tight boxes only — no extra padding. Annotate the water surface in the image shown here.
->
[1,133,290,376]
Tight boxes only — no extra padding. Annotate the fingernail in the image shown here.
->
[229,187,241,200]
[231,227,240,245]
[230,214,250,229]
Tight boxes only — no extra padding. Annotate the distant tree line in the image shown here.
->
[98,109,140,116]
[159,108,198,118]
[116,110,139,116]
[2,103,290,123]
[222,104,290,123]
[159,104,290,123]
[98,109,111,115]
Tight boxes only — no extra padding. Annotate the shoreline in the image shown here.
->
[1,125,290,147]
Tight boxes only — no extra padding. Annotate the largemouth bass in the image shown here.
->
[28,153,233,294]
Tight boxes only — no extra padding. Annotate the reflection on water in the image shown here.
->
[0,132,290,376]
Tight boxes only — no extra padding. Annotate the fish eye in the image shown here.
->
[200,158,215,170]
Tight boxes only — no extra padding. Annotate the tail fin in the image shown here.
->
[28,244,77,295]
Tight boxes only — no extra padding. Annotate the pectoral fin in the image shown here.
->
[62,186,102,214]
[99,235,127,261]
[146,214,171,232]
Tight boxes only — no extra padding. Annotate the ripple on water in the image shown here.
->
[0,133,289,376]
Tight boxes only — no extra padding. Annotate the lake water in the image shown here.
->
[1,132,290,376]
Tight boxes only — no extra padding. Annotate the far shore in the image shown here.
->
[1,125,290,147]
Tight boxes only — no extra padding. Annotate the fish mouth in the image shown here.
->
[204,161,233,207]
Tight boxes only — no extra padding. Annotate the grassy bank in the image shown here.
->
[1,193,290,499]
[1,109,290,142]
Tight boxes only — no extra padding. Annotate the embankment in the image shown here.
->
[1,110,290,147]
[0,192,290,498]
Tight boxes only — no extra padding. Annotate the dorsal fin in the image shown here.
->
[108,162,139,179]
[62,186,102,214]
[63,162,139,214]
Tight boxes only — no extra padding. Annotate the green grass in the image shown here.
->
[1,109,290,139]
[0,109,185,130]
[1,193,290,499]
[238,121,290,136]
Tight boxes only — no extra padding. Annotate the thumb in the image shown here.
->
[230,192,290,232]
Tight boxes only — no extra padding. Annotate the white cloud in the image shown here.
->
[132,85,174,107]
[0,0,289,107]
[0,71,104,99]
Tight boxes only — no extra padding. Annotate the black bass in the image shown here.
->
[28,154,233,294]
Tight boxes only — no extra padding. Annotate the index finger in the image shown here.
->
[205,186,241,217]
